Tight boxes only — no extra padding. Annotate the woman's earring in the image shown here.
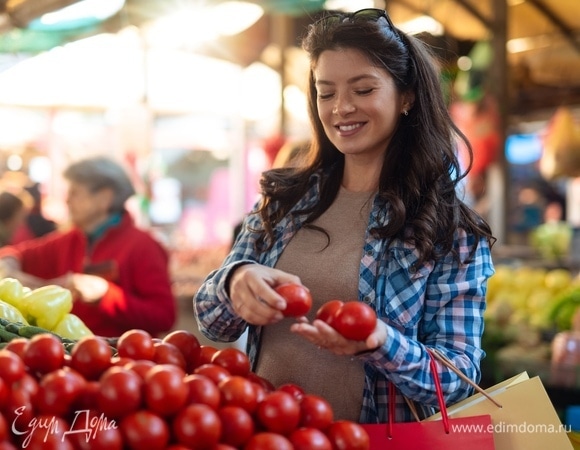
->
[402,110,408,116]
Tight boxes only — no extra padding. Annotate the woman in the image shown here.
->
[195,8,495,423]
[0,156,176,337]
[0,191,29,247]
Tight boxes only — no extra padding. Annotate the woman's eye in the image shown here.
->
[356,88,374,95]
[318,92,334,100]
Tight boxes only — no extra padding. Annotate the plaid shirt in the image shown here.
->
[194,171,494,423]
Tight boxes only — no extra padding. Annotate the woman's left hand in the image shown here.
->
[290,317,387,356]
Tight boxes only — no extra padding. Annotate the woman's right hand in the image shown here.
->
[228,263,302,326]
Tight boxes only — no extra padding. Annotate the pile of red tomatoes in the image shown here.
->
[0,328,370,449]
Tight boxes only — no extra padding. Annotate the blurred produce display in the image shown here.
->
[530,221,573,262]
[485,265,579,342]
[0,277,93,340]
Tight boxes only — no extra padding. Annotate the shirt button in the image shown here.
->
[365,249,373,256]
[363,296,372,304]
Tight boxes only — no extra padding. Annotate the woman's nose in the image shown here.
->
[332,95,355,115]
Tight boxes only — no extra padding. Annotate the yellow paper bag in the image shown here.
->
[425,372,572,450]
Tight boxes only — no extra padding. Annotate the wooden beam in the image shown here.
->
[389,0,491,29]
[526,0,580,54]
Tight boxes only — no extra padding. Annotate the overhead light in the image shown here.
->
[398,15,444,36]
[26,0,125,31]
[324,0,375,11]
[145,1,263,49]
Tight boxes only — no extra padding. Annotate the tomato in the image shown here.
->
[144,364,188,416]
[256,391,300,435]
[152,342,187,371]
[73,379,100,411]
[218,405,255,447]
[184,374,221,410]
[3,337,28,359]
[326,420,370,450]
[245,372,275,393]
[299,394,334,430]
[244,432,293,450]
[275,283,312,317]
[97,366,143,419]
[120,410,170,450]
[0,349,25,385]
[3,388,34,429]
[193,363,231,385]
[70,335,113,380]
[124,359,156,380]
[218,375,258,413]
[211,347,250,377]
[67,409,123,450]
[22,415,74,450]
[116,329,155,361]
[314,300,344,325]
[11,372,39,400]
[0,378,7,411]
[290,427,332,450]
[0,412,7,442]
[172,403,222,449]
[36,367,86,417]
[278,383,305,402]
[198,345,219,365]
[332,302,377,341]
[162,329,201,373]
[23,333,65,375]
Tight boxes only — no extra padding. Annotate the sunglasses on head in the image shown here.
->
[315,8,397,31]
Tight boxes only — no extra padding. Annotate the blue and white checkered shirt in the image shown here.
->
[194,171,494,423]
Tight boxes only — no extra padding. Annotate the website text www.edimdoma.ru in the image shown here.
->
[451,421,571,434]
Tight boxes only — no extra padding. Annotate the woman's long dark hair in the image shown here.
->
[253,11,495,267]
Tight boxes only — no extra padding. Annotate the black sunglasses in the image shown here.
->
[315,8,397,31]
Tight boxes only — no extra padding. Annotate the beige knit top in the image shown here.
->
[254,186,375,421]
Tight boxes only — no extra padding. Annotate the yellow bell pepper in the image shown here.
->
[0,299,28,324]
[0,277,25,309]
[23,285,73,330]
[51,313,93,340]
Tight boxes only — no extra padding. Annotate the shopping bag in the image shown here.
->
[424,349,573,450]
[361,350,496,449]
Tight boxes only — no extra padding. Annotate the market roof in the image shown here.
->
[0,0,579,112]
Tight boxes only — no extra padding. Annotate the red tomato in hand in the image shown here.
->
[275,283,313,317]
[332,301,377,341]
[314,300,344,326]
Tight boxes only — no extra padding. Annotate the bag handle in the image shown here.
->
[429,348,502,408]
[388,349,451,434]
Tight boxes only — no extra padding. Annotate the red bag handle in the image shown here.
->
[388,349,450,435]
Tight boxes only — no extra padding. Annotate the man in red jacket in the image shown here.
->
[0,156,176,337]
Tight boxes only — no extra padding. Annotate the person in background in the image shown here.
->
[0,191,29,247]
[10,182,57,244]
[195,8,495,423]
[0,156,176,337]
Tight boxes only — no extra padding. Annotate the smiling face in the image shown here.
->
[314,48,410,165]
